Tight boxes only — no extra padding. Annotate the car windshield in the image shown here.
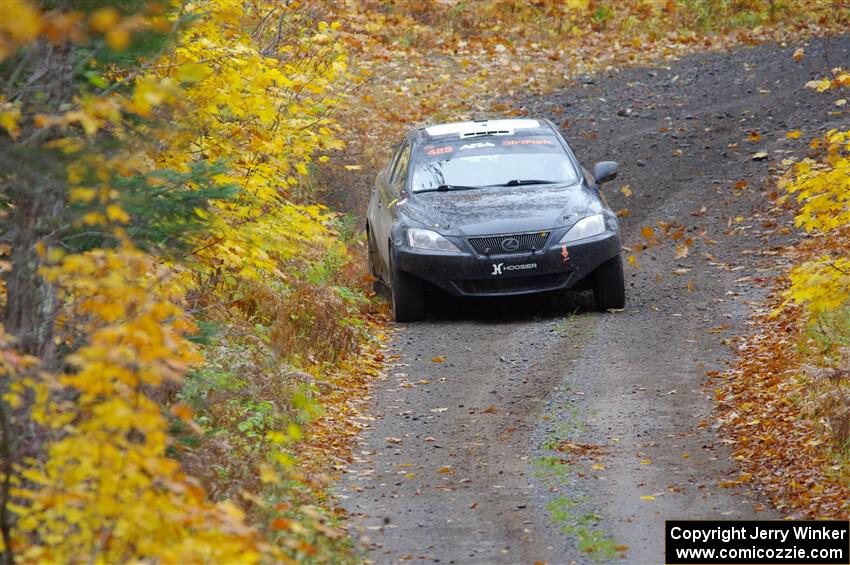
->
[410,135,578,192]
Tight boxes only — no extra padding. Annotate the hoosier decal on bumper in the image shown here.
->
[490,262,538,276]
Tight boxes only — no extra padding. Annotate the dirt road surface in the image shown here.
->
[338,37,850,564]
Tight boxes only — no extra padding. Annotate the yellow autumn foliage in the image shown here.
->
[7,246,274,562]
[2,0,350,561]
[0,1,41,60]
[786,257,850,315]
[781,105,850,317]
[141,0,348,286]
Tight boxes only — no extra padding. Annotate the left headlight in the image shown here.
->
[559,214,606,244]
[407,228,462,253]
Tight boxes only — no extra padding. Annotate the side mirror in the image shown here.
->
[592,161,618,185]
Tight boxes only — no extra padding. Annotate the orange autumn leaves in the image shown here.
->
[626,220,694,275]
[714,237,850,519]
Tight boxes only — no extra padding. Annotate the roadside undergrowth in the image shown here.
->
[714,226,850,518]
[715,63,850,518]
[0,0,391,561]
[172,246,389,561]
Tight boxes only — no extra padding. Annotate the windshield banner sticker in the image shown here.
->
[502,138,553,146]
[459,142,495,150]
[425,145,453,156]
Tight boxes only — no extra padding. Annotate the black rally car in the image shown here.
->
[366,118,625,322]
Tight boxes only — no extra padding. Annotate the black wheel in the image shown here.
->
[390,254,424,322]
[592,254,625,311]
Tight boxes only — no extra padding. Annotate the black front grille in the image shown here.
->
[468,231,550,256]
[457,272,568,295]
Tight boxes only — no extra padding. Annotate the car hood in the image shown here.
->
[399,183,596,236]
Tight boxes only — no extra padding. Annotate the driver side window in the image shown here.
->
[387,142,404,177]
[389,143,412,194]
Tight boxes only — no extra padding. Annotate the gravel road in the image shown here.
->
[339,36,850,564]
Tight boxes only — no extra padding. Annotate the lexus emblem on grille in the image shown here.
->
[501,237,520,252]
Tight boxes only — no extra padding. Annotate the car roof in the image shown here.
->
[419,118,552,141]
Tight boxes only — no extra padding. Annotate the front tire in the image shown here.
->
[390,255,425,322]
[592,254,625,311]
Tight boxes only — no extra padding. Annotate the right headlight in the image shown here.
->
[559,214,606,244]
[407,228,462,253]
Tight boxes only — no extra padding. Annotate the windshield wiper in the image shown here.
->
[496,179,562,186]
[418,184,484,193]
[418,180,565,192]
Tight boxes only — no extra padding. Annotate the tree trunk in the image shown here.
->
[1,40,75,366]
[2,186,62,362]
[0,396,14,565]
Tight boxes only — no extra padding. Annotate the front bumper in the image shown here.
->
[393,232,620,297]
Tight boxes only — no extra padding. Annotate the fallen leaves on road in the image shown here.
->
[557,441,607,464]
[715,225,850,519]
[719,473,753,488]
